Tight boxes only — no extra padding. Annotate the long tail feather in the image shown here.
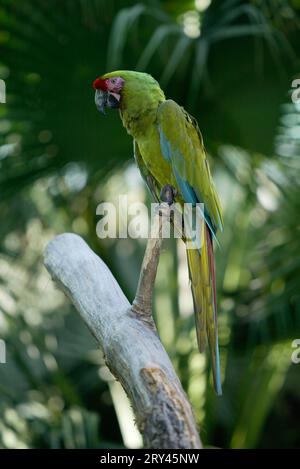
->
[186,223,222,395]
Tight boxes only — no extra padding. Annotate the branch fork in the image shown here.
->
[44,202,201,449]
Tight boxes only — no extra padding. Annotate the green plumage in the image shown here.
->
[102,70,223,394]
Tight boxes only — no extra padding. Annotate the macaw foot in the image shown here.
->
[160,184,177,205]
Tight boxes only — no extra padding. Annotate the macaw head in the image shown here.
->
[93,75,125,114]
[93,71,165,115]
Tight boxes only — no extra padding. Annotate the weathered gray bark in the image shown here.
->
[44,205,201,449]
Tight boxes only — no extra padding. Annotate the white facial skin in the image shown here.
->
[106,77,124,101]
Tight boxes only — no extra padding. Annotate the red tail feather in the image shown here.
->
[206,225,217,314]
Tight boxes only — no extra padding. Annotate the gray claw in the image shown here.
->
[160,184,177,205]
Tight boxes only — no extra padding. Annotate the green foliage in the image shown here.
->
[0,0,299,448]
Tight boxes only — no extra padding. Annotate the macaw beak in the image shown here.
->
[95,89,120,115]
[95,89,106,114]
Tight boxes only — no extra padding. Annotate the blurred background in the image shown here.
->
[0,0,300,449]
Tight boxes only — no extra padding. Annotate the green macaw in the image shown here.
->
[93,71,223,395]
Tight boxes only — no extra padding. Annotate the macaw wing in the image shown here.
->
[157,100,222,394]
[157,100,223,234]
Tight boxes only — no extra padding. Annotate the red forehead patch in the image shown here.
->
[93,78,108,91]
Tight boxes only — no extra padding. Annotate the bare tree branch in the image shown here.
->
[131,203,169,326]
[44,206,201,449]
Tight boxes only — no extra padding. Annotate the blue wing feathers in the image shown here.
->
[159,128,218,241]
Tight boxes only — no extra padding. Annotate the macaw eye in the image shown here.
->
[111,78,116,84]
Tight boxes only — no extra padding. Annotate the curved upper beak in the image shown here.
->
[95,89,107,115]
[95,89,120,115]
